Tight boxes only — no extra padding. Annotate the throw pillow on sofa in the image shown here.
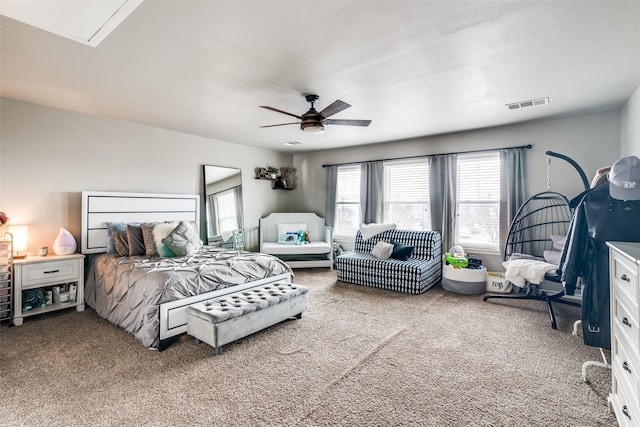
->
[371,241,393,260]
[390,242,414,261]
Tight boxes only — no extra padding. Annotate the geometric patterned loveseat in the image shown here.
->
[336,229,442,294]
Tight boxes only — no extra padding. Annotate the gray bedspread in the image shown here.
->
[85,246,292,349]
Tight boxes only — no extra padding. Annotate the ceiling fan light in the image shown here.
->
[303,125,324,134]
[301,121,325,134]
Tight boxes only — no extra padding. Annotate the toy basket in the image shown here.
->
[441,263,487,295]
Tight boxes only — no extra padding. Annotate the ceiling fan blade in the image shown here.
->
[259,122,300,128]
[324,119,372,127]
[259,106,301,119]
[319,100,351,118]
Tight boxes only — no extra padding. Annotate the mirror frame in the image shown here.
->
[202,164,244,245]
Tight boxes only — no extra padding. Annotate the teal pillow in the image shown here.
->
[390,242,414,261]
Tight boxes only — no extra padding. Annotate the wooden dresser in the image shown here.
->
[607,242,640,426]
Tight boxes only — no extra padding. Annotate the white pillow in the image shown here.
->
[550,234,567,251]
[277,222,307,237]
[371,241,394,260]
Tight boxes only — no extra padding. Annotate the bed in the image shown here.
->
[81,191,293,350]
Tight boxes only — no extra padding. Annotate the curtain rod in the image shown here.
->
[321,144,533,168]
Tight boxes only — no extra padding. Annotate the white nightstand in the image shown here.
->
[12,253,85,326]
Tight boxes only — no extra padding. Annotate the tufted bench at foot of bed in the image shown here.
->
[186,283,308,355]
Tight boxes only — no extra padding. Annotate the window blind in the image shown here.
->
[383,160,431,230]
[334,165,361,239]
[455,153,500,250]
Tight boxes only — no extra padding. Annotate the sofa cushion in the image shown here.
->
[262,241,331,255]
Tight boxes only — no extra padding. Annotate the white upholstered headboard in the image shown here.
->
[81,191,200,254]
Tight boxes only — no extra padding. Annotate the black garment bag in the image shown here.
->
[561,185,640,349]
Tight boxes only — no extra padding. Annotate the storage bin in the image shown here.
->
[441,264,487,295]
[485,271,512,293]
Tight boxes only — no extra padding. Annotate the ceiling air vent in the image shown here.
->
[506,97,549,110]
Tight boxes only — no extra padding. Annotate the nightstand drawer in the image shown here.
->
[21,259,79,287]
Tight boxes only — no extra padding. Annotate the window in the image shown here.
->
[455,153,500,251]
[383,160,431,230]
[214,189,239,234]
[334,165,361,240]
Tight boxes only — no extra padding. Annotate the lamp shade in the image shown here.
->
[8,225,28,256]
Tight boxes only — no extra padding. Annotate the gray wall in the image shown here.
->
[621,85,640,156]
[0,98,295,253]
[294,111,621,216]
[292,110,622,271]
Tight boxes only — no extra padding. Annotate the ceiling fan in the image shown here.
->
[259,94,372,134]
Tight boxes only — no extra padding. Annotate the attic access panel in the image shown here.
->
[0,0,143,47]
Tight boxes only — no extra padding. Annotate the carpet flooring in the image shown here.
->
[0,269,616,426]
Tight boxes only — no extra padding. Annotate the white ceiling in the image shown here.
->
[2,1,640,153]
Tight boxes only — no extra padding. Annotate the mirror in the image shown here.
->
[202,165,244,245]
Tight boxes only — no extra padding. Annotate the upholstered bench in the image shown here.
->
[186,283,308,355]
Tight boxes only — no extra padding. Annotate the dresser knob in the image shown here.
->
[622,317,632,328]
[623,361,632,374]
[622,405,631,420]
[620,274,630,282]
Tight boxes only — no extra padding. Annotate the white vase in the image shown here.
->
[53,227,77,255]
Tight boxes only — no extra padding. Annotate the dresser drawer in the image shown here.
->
[612,371,639,427]
[611,290,640,352]
[612,252,638,301]
[20,259,80,288]
[613,288,640,352]
[613,324,640,400]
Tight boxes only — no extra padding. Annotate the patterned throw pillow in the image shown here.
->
[141,222,160,257]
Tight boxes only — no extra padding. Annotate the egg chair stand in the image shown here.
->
[482,191,580,329]
[483,152,589,329]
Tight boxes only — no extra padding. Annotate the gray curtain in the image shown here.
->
[207,194,217,237]
[500,148,527,254]
[428,154,457,252]
[233,186,244,229]
[360,161,384,224]
[325,165,338,228]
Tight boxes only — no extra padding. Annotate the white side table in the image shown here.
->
[12,253,85,326]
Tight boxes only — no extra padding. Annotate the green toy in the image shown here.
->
[443,245,468,268]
